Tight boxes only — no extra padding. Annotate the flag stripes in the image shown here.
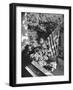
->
[48,29,59,57]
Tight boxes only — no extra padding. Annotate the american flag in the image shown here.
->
[48,28,60,57]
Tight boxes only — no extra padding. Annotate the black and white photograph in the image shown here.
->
[21,12,64,77]
[10,3,71,87]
